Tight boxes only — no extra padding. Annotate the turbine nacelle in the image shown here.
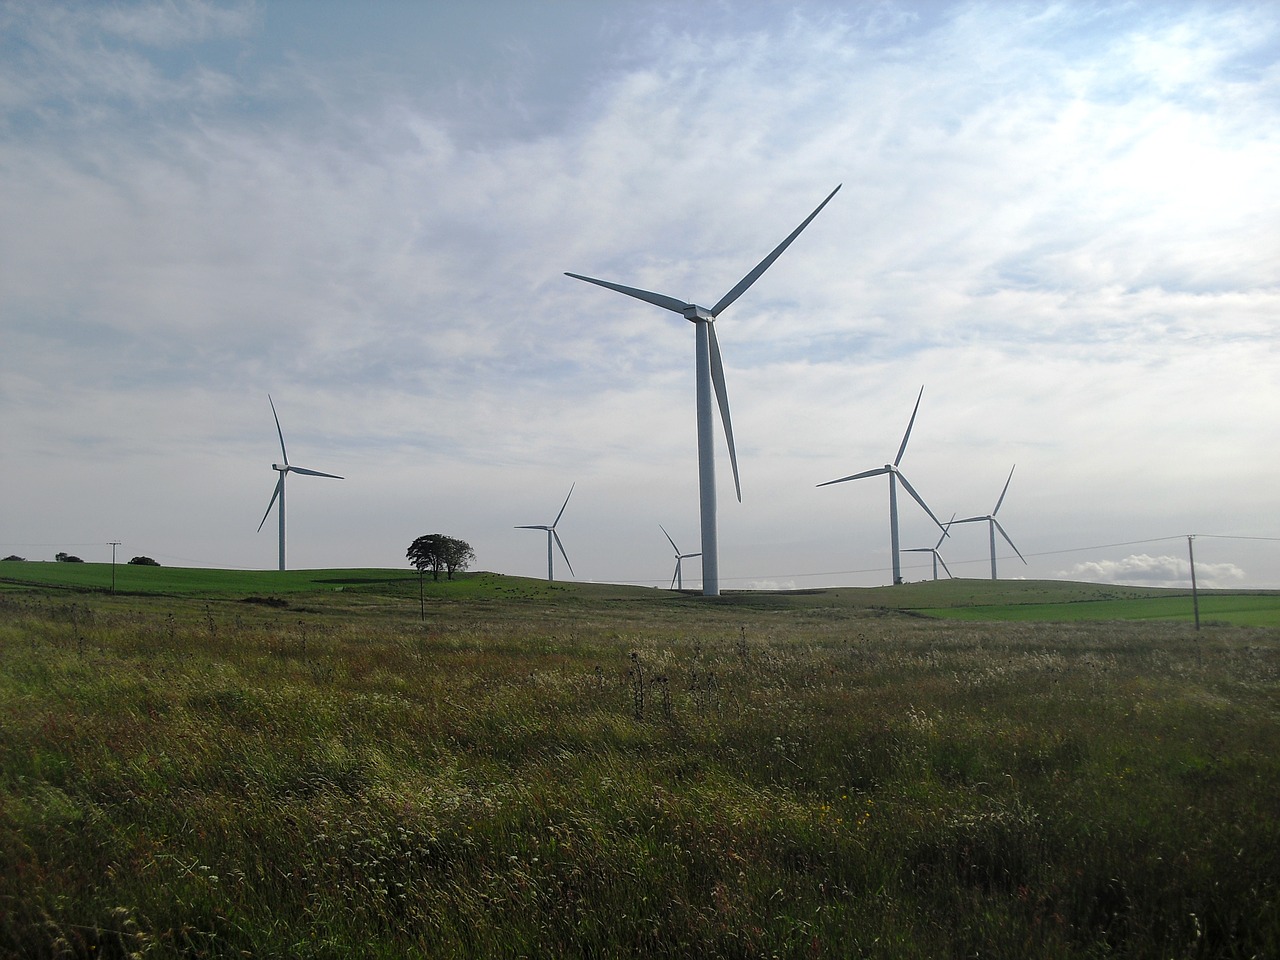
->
[684,305,715,322]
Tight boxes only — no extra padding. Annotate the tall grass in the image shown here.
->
[1,588,1277,957]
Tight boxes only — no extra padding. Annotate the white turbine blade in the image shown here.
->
[993,518,1027,564]
[683,552,702,560]
[950,515,987,525]
[894,385,924,467]
[710,184,841,318]
[564,273,690,315]
[935,512,956,548]
[553,530,574,577]
[515,524,550,531]
[937,554,954,578]
[660,524,679,554]
[268,395,289,464]
[993,465,1016,516]
[290,466,344,480]
[553,483,575,527]
[707,323,741,502]
[817,466,889,487]
[257,477,282,532]
[897,472,946,530]
[670,561,679,590]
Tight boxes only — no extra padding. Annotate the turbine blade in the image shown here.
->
[660,524,679,554]
[937,554,954,578]
[894,385,924,467]
[553,530,574,577]
[707,323,741,502]
[993,518,1027,564]
[817,466,890,487]
[936,512,957,548]
[564,273,690,315]
[950,515,987,525]
[290,466,344,480]
[897,472,946,529]
[553,483,575,527]
[257,477,282,532]
[684,552,702,559]
[710,184,841,317]
[269,395,289,465]
[993,464,1016,515]
[670,561,679,591]
[515,525,550,531]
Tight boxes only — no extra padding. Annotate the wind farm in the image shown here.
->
[6,6,1280,957]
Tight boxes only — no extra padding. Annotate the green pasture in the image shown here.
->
[4,561,1277,626]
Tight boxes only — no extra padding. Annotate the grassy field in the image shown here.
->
[2,569,1278,957]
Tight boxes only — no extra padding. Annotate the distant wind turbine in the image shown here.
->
[257,395,343,572]
[954,465,1026,580]
[660,524,701,591]
[516,484,575,581]
[818,386,948,585]
[567,185,841,596]
[904,514,956,581]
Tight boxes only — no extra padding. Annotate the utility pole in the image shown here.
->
[1187,535,1200,631]
[108,541,122,594]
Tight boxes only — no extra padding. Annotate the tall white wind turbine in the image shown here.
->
[818,386,948,585]
[516,484,575,581]
[953,465,1026,580]
[567,185,841,596]
[904,514,956,581]
[257,395,343,571]
[660,524,701,591]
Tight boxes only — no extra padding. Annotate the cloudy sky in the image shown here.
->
[2,0,1276,590]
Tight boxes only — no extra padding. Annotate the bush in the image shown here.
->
[128,556,161,566]
[1,555,24,562]
[54,553,83,563]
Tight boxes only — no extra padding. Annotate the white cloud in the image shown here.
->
[1057,553,1246,589]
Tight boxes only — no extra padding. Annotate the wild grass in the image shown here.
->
[1,582,1278,957]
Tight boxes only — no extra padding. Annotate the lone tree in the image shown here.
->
[55,552,83,563]
[407,535,475,582]
[128,556,161,566]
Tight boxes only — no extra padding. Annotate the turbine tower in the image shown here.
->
[516,484,575,581]
[660,524,701,591]
[257,395,343,571]
[904,514,956,581]
[954,465,1025,580]
[818,386,948,585]
[567,185,840,596]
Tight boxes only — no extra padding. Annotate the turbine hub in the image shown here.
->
[272,464,287,472]
[683,304,714,322]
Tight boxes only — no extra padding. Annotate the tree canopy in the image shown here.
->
[128,556,160,566]
[407,535,475,581]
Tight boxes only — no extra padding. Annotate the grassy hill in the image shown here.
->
[4,560,1277,626]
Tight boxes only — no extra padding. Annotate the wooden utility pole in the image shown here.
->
[1187,535,1200,631]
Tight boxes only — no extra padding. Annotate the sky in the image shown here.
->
[1,0,1277,591]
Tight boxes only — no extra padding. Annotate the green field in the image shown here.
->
[2,568,1279,957]
[5,561,1278,627]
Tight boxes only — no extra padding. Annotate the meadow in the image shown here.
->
[1,565,1278,957]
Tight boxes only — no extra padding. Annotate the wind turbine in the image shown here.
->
[567,185,840,596]
[257,395,343,571]
[516,484,575,581]
[904,514,956,581]
[818,386,948,585]
[953,465,1026,580]
[660,524,701,591]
